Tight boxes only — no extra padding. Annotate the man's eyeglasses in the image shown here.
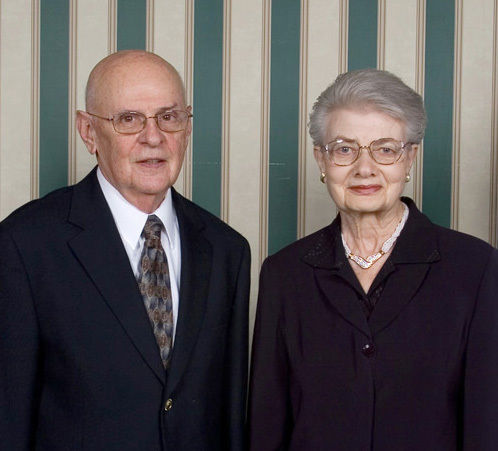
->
[86,110,193,134]
[321,138,412,166]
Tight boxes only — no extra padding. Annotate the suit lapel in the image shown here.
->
[369,198,440,335]
[368,263,431,335]
[303,222,371,337]
[67,169,166,384]
[166,191,212,395]
[314,268,371,336]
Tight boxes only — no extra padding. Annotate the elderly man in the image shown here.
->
[0,50,250,450]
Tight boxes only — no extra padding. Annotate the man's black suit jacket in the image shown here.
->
[0,168,250,450]
[249,198,498,450]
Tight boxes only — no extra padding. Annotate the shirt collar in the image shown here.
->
[97,167,178,250]
[301,198,440,270]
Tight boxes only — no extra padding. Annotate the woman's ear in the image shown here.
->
[406,143,419,168]
[314,146,326,173]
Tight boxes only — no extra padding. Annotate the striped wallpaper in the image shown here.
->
[1,0,497,328]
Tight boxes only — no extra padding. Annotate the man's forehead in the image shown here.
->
[86,51,185,110]
[100,58,179,87]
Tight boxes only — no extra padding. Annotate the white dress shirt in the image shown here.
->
[97,168,181,341]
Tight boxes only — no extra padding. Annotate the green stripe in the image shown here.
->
[267,0,301,255]
[422,0,454,227]
[192,0,223,217]
[117,0,146,50]
[348,0,378,71]
[39,0,69,196]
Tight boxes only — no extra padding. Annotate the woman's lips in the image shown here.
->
[348,185,382,195]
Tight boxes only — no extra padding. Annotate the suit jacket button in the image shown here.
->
[361,343,375,357]
[164,398,173,411]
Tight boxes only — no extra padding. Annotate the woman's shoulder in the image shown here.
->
[403,196,495,260]
[433,222,496,261]
[264,219,339,270]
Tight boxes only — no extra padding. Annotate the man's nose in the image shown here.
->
[140,117,163,145]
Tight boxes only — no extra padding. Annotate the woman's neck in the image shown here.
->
[340,201,406,257]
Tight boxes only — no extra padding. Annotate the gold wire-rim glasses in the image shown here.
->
[85,110,193,134]
[321,137,413,166]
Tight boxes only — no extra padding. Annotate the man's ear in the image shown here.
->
[185,105,193,139]
[76,110,98,155]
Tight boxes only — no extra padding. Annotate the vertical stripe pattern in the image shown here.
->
[1,1,498,337]
[39,0,69,196]
[348,0,378,70]
[456,0,494,241]
[303,0,342,237]
[192,0,223,217]
[117,0,146,51]
[73,0,111,182]
[491,0,498,246]
[384,0,422,203]
[422,0,455,227]
[268,0,300,255]
[0,0,36,218]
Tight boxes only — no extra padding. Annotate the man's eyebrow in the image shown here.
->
[113,105,180,116]
[156,105,179,112]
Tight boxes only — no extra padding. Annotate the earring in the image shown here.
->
[405,174,411,183]
[320,172,326,184]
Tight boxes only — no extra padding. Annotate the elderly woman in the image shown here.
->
[249,69,498,450]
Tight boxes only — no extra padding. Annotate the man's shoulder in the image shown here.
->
[172,190,249,250]
[0,185,74,234]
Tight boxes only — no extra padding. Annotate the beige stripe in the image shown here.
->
[153,0,192,197]
[384,0,419,203]
[451,0,463,231]
[108,0,117,53]
[491,0,498,246]
[259,0,271,264]
[221,0,231,223]
[339,0,348,73]
[297,0,309,238]
[31,0,40,201]
[183,0,194,199]
[413,0,425,206]
[146,0,154,52]
[225,0,265,334]
[377,0,386,70]
[303,0,343,237]
[457,0,494,241]
[338,0,349,74]
[0,0,36,219]
[74,0,110,183]
[68,0,77,185]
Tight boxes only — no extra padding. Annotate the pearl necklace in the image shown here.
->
[341,203,409,269]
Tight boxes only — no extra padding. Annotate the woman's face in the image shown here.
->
[314,108,418,216]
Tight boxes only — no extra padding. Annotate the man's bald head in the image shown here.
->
[85,50,186,112]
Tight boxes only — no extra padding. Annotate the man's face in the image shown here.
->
[80,58,191,213]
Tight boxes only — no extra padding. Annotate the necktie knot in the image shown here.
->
[142,214,163,241]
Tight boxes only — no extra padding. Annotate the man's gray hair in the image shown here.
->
[309,68,426,146]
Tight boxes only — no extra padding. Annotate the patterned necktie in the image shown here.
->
[137,215,173,369]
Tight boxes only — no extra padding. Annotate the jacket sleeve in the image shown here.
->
[226,240,251,451]
[249,258,291,451]
[463,248,498,450]
[0,227,41,450]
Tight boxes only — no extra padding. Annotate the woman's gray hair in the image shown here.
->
[309,68,426,146]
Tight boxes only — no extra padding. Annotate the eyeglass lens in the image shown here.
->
[326,139,404,165]
[113,111,190,133]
